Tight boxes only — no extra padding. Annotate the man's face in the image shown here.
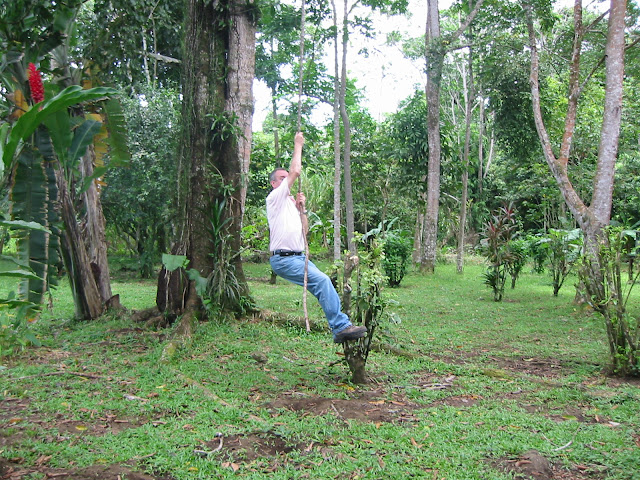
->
[271,170,288,189]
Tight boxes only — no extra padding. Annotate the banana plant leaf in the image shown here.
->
[2,85,118,172]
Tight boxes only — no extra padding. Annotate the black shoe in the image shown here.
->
[333,325,367,343]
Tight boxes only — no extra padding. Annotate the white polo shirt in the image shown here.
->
[266,179,305,253]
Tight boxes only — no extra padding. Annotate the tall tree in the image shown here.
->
[421,0,484,273]
[526,0,625,258]
[157,0,256,333]
[527,0,633,373]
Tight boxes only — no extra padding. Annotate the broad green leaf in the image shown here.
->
[0,270,42,281]
[43,109,72,165]
[69,119,102,166]
[80,166,108,194]
[0,122,9,177]
[0,220,50,233]
[162,254,189,271]
[2,85,118,170]
[103,98,131,167]
[186,268,208,297]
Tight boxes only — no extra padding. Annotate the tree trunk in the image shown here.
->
[477,90,484,195]
[422,0,484,273]
[332,0,342,262]
[158,0,255,322]
[339,0,356,255]
[527,0,629,373]
[224,1,255,291]
[457,43,474,274]
[422,0,443,273]
[79,147,113,304]
[56,169,104,320]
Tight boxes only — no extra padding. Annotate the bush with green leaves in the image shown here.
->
[480,203,519,301]
[505,238,529,289]
[538,228,582,296]
[0,302,41,357]
[578,227,639,376]
[381,230,412,287]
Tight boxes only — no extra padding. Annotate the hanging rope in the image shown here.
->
[296,0,310,332]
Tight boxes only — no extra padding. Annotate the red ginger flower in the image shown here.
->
[27,63,45,104]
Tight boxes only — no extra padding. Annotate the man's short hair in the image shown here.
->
[269,167,288,183]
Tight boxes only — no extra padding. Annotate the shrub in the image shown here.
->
[382,230,412,287]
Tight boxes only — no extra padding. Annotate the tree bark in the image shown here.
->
[457,42,474,274]
[331,0,342,262]
[422,0,484,273]
[159,0,255,321]
[79,147,113,304]
[56,169,104,320]
[422,0,443,273]
[339,0,356,255]
[526,0,625,246]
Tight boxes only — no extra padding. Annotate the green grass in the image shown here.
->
[1,259,639,479]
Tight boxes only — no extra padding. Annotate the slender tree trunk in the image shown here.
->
[422,0,484,273]
[477,91,484,194]
[339,0,355,255]
[422,0,443,273]
[331,0,342,262]
[527,0,628,370]
[457,47,474,274]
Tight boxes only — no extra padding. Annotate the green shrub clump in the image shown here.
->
[382,231,412,287]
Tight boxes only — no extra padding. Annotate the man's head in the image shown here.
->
[269,168,289,189]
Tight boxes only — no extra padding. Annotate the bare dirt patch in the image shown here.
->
[0,458,175,480]
[264,388,422,424]
[490,450,605,480]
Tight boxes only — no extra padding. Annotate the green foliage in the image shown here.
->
[101,86,180,277]
[381,229,412,287]
[203,199,253,318]
[83,0,183,88]
[578,227,639,377]
[342,235,394,383]
[504,237,528,290]
[480,203,519,301]
[538,228,582,296]
[0,301,41,357]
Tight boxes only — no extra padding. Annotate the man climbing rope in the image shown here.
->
[266,132,367,343]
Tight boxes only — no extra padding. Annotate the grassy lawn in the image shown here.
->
[1,258,639,479]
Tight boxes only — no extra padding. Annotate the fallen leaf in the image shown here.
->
[75,425,88,431]
[369,400,385,405]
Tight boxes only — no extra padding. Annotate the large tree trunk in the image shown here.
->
[224,1,255,291]
[158,0,255,324]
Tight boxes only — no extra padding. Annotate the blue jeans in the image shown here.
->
[270,254,351,337]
